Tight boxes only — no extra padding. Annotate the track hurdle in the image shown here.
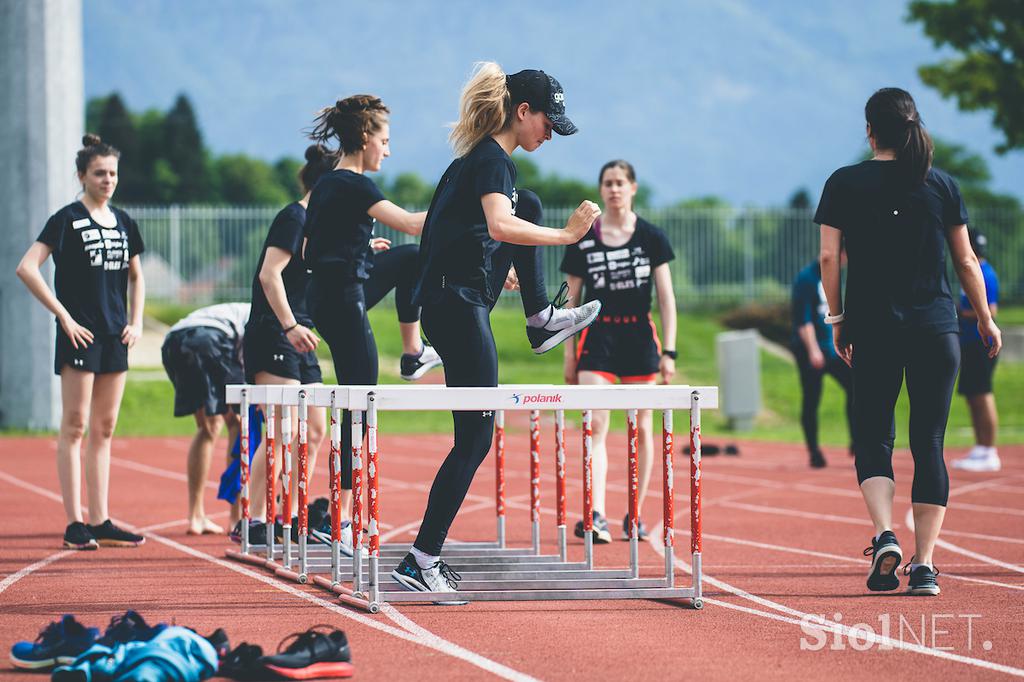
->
[225,383,716,613]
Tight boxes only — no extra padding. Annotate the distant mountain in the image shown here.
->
[83,0,1022,205]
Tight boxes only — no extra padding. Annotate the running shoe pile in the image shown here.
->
[10,612,354,680]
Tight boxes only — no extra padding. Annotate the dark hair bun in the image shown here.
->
[304,144,326,163]
[82,133,102,147]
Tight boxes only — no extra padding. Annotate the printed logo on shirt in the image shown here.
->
[72,218,91,230]
[578,239,595,250]
[635,264,651,278]
[606,248,630,261]
[80,229,101,243]
[101,228,121,240]
[90,251,103,267]
[594,273,606,289]
[510,188,518,216]
[586,252,605,264]
[587,264,607,274]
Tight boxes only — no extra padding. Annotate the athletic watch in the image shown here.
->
[662,350,677,360]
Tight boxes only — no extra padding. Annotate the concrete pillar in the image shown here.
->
[0,0,83,429]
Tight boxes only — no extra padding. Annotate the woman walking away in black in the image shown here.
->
[392,62,602,600]
[816,88,1001,596]
[16,134,147,550]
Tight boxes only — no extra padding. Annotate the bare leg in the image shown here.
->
[399,322,423,356]
[859,476,896,536]
[187,408,224,534]
[636,407,655,519]
[912,502,946,566]
[84,371,127,524]
[966,393,998,447]
[578,371,614,515]
[250,371,298,521]
[57,369,94,524]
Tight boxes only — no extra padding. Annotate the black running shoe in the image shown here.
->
[87,520,144,548]
[10,615,99,670]
[809,450,827,469]
[97,610,165,647]
[260,626,354,680]
[391,553,467,605]
[863,530,902,591]
[220,642,266,681]
[573,511,612,544]
[400,342,443,381]
[621,515,650,541]
[526,283,602,355]
[63,521,98,550]
[904,560,941,596]
[229,520,268,545]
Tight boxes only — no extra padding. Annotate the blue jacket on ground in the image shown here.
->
[51,626,218,682]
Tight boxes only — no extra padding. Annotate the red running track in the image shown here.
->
[1,430,1023,680]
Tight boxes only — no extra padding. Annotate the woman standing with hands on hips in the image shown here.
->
[16,134,147,550]
[816,88,1000,596]
[562,159,677,544]
[391,63,602,599]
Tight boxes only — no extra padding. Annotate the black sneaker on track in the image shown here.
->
[391,553,467,605]
[904,560,941,596]
[573,511,612,544]
[260,626,354,680]
[526,283,602,355]
[863,530,902,592]
[10,615,99,670]
[87,520,144,548]
[400,342,443,381]
[219,642,266,681]
[309,518,355,558]
[621,515,650,541]
[229,520,268,546]
[63,521,98,550]
[97,610,165,647]
[809,450,827,469]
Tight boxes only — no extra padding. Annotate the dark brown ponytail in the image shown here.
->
[298,144,337,193]
[76,133,120,174]
[308,95,389,155]
[865,88,933,186]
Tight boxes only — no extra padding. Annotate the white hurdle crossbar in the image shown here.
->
[225,384,716,613]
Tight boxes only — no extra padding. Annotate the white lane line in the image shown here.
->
[137,511,231,533]
[904,508,1024,576]
[0,470,539,682]
[0,550,74,595]
[645,525,1024,678]
[111,457,218,490]
[719,501,880,527]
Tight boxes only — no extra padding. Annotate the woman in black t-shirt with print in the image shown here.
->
[561,160,677,545]
[391,62,602,600]
[16,134,146,550]
[816,88,1001,597]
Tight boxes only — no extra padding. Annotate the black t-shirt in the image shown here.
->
[413,137,517,307]
[560,217,674,316]
[249,202,312,327]
[37,201,145,335]
[813,161,968,341]
[303,170,385,283]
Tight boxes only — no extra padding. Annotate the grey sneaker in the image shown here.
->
[527,283,601,355]
[391,553,467,605]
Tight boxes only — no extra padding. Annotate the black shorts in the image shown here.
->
[242,320,322,384]
[162,327,243,417]
[55,328,128,376]
[575,315,661,382]
[957,340,997,396]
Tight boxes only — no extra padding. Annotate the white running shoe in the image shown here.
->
[952,448,1001,472]
[400,342,443,381]
[391,553,467,605]
[527,283,602,355]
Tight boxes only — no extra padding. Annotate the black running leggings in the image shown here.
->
[412,244,549,555]
[313,244,421,489]
[793,346,854,453]
[852,331,960,506]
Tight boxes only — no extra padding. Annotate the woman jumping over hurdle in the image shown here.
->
[562,159,677,544]
[16,134,146,550]
[391,62,602,599]
[816,88,1001,596]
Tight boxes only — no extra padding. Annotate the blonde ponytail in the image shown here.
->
[448,62,512,157]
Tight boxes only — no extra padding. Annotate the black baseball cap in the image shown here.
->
[969,228,988,259]
[506,69,578,136]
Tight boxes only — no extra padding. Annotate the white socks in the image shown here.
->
[526,305,554,328]
[410,546,439,569]
[910,562,933,572]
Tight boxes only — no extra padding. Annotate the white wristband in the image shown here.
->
[824,312,845,325]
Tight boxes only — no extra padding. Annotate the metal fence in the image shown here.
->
[129,205,1024,308]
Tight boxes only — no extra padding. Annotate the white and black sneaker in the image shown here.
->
[863,530,902,592]
[391,553,467,605]
[309,518,355,558]
[904,559,941,596]
[400,342,443,381]
[526,282,601,355]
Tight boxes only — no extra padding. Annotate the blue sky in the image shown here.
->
[83,0,1023,206]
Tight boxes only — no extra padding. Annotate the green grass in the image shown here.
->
[110,306,1024,444]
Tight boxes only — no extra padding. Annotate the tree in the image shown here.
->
[908,0,1024,153]
[163,94,211,202]
[97,94,144,202]
[213,155,292,206]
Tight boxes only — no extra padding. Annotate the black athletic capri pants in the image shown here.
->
[313,244,422,490]
[792,344,854,453]
[852,330,959,506]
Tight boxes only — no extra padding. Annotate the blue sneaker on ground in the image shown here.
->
[97,610,165,647]
[10,615,99,670]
